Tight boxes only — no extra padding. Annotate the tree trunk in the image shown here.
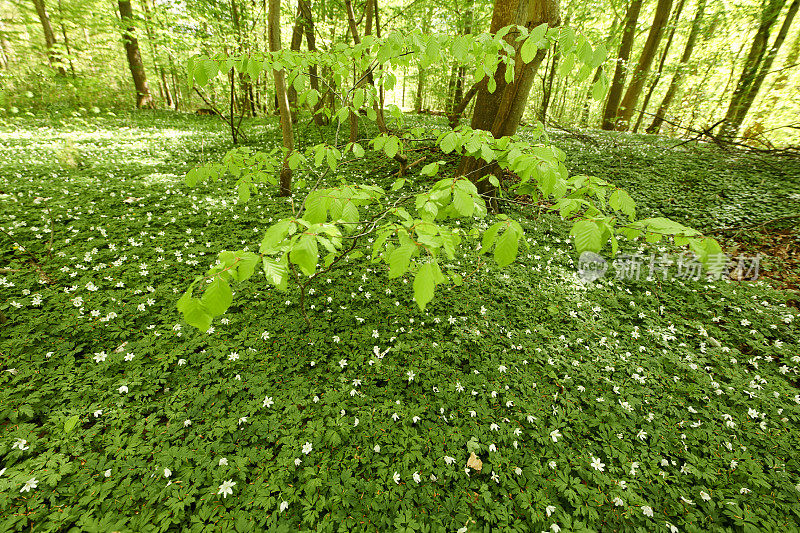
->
[288,2,304,122]
[414,8,433,113]
[32,0,65,74]
[646,0,706,134]
[719,0,797,139]
[139,0,168,106]
[269,0,293,196]
[231,0,254,117]
[539,45,558,121]
[614,0,674,131]
[580,15,621,126]
[118,1,155,108]
[0,21,12,69]
[601,0,643,130]
[457,0,561,208]
[632,0,685,132]
[450,5,473,115]
[57,0,75,77]
[748,27,800,125]
[297,0,327,125]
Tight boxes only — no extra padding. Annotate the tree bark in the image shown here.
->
[614,0,674,131]
[580,14,621,126]
[539,45,559,121]
[457,0,561,208]
[601,0,643,130]
[414,7,433,113]
[57,0,75,77]
[297,0,327,125]
[231,0,254,116]
[632,0,685,132]
[646,0,706,134]
[118,1,155,108]
[288,2,304,122]
[719,0,797,139]
[269,0,294,196]
[32,0,65,74]
[450,5,473,115]
[0,21,12,69]
[748,27,800,126]
[139,0,169,106]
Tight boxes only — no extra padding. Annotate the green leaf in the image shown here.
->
[182,299,213,331]
[63,415,80,435]
[392,178,406,191]
[440,132,458,154]
[413,262,436,311]
[453,189,474,217]
[389,243,416,279]
[494,227,519,267]
[481,222,503,255]
[262,256,288,287]
[421,162,439,176]
[290,234,318,276]
[520,36,538,64]
[201,277,233,316]
[352,143,365,158]
[384,136,399,159]
[570,219,603,254]
[261,220,292,252]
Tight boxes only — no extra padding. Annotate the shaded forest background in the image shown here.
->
[0,0,798,147]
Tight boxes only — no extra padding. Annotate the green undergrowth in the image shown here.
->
[1,113,799,532]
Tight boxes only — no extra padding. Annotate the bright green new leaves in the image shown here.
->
[413,262,436,311]
[389,243,415,279]
[570,219,604,254]
[177,249,261,330]
[609,189,636,220]
[480,217,524,267]
[290,234,319,276]
[201,277,233,316]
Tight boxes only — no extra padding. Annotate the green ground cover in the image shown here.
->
[1,112,798,532]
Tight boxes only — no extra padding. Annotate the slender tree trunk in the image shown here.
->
[614,0,674,131]
[539,45,559,121]
[458,0,561,208]
[57,0,75,77]
[647,0,706,134]
[288,2,304,122]
[297,0,327,125]
[269,0,293,196]
[0,21,13,69]
[601,0,643,130]
[450,4,473,115]
[749,28,800,124]
[632,0,685,132]
[345,0,408,172]
[32,0,65,74]
[231,0,254,116]
[414,7,433,113]
[580,14,620,126]
[374,0,385,109]
[720,0,797,139]
[118,1,155,108]
[139,0,168,106]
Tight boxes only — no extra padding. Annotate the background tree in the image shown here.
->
[614,0,674,131]
[646,0,707,134]
[32,0,65,74]
[118,0,154,108]
[601,0,643,130]
[719,0,798,139]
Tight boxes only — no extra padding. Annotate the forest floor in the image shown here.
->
[0,111,798,532]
